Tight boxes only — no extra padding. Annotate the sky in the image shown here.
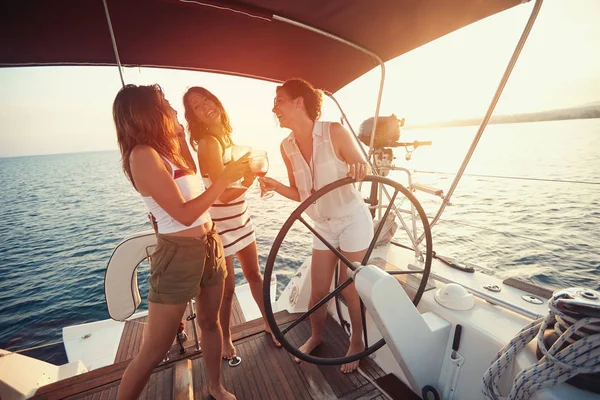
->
[0,0,599,158]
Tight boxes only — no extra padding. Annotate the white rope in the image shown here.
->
[482,299,600,400]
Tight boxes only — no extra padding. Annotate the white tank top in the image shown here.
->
[142,158,211,234]
[282,121,364,223]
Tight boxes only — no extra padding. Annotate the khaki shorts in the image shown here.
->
[148,226,226,304]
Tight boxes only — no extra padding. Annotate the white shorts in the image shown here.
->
[312,204,374,252]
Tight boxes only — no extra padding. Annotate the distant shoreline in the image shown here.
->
[0,149,118,160]
[2,112,599,158]
[405,105,600,129]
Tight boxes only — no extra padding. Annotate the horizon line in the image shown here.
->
[0,148,119,160]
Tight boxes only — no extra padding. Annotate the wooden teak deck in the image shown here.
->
[114,294,246,364]
[32,294,418,399]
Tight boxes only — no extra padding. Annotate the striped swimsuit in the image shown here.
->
[202,146,255,257]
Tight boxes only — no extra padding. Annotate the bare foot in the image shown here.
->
[340,342,365,373]
[264,324,281,347]
[209,384,236,400]
[222,337,237,360]
[294,336,322,363]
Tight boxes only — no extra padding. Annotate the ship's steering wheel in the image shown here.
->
[262,175,433,365]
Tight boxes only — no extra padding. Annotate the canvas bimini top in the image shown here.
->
[1,0,524,93]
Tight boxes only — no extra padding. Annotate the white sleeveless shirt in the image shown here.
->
[142,158,211,234]
[282,121,364,223]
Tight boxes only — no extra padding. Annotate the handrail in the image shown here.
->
[271,14,386,158]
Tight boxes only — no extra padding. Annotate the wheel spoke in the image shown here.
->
[263,175,433,365]
[334,262,351,335]
[362,189,399,264]
[298,216,357,271]
[394,209,419,249]
[391,240,415,252]
[360,300,368,348]
[282,277,353,335]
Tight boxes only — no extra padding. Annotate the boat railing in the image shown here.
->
[356,141,438,260]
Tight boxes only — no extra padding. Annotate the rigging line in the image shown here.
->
[371,205,595,252]
[390,206,560,248]
[0,319,151,357]
[102,0,125,87]
[436,217,559,246]
[419,0,544,244]
[434,217,600,255]
[399,215,600,258]
[414,170,600,186]
[0,339,66,356]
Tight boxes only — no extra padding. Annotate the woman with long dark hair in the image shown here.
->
[113,84,247,399]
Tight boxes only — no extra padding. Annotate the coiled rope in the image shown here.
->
[482,295,600,399]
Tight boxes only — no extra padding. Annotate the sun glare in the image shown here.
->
[0,0,598,158]
[330,0,599,129]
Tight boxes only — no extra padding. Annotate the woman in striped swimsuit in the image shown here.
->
[183,87,280,359]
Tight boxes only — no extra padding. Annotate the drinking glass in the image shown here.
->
[249,150,274,199]
[228,145,252,189]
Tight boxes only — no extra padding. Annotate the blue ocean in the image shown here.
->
[1,118,598,365]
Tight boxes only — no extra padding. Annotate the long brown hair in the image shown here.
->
[183,87,233,152]
[113,84,194,188]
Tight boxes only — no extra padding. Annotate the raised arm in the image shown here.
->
[131,145,247,226]
[197,136,251,204]
[330,122,371,181]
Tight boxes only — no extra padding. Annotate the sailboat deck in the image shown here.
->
[33,294,418,399]
[114,293,247,363]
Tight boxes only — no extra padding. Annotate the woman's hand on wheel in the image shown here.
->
[347,162,370,182]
